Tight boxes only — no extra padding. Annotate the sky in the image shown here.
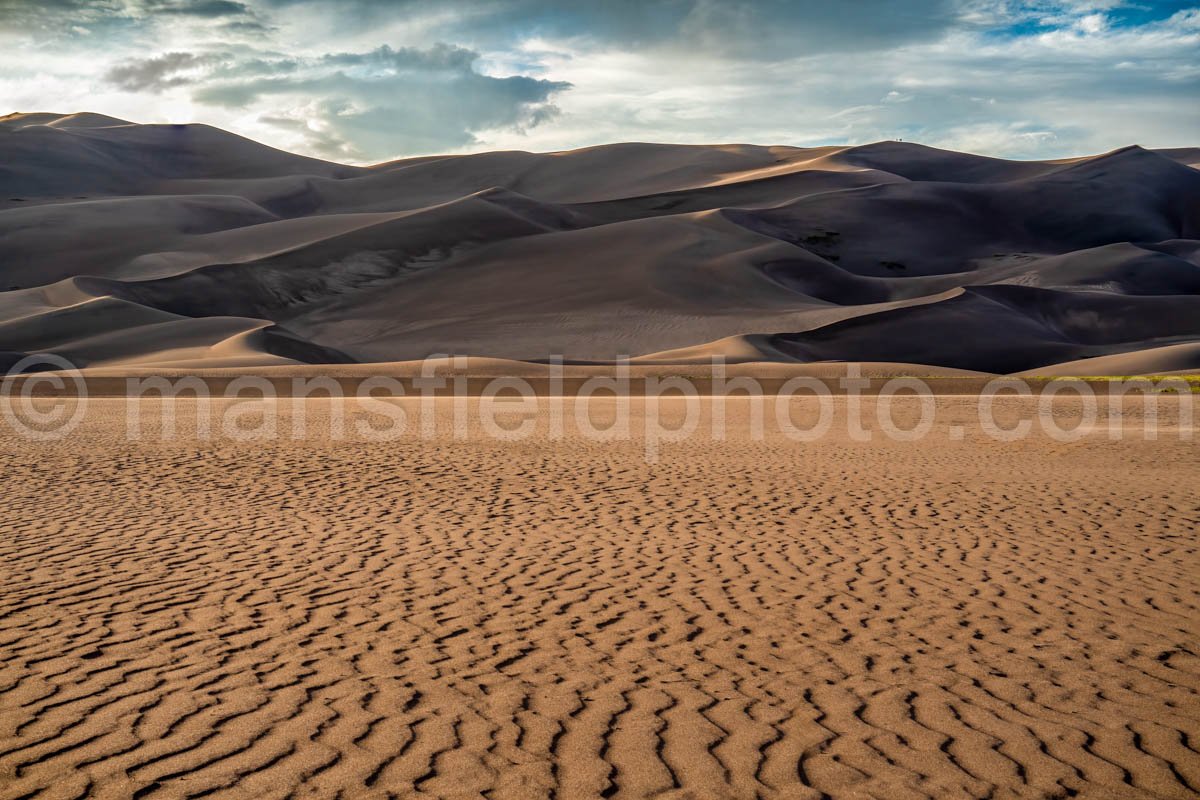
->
[1,0,1197,163]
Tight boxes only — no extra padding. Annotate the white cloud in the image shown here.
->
[926,122,1060,155]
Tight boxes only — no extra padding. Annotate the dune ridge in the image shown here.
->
[2,112,1199,374]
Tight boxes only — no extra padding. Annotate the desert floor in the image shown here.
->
[1,396,1198,800]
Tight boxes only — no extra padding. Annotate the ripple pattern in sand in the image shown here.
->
[1,399,1198,799]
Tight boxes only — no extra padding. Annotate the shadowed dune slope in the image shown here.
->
[773,286,1200,374]
[1,113,1197,373]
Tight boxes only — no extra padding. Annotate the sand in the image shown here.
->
[2,113,1199,375]
[1,396,1197,799]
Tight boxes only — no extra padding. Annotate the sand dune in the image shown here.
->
[0,112,356,198]
[773,285,1200,374]
[0,195,279,287]
[1,112,1198,372]
[1018,341,1200,376]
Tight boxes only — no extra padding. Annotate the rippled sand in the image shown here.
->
[1,397,1197,799]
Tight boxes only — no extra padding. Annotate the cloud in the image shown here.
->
[104,51,223,91]
[923,121,1062,155]
[252,0,961,58]
[0,0,240,24]
[0,0,268,39]
[468,2,1198,159]
[257,110,350,155]
[151,0,251,17]
[183,43,571,159]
